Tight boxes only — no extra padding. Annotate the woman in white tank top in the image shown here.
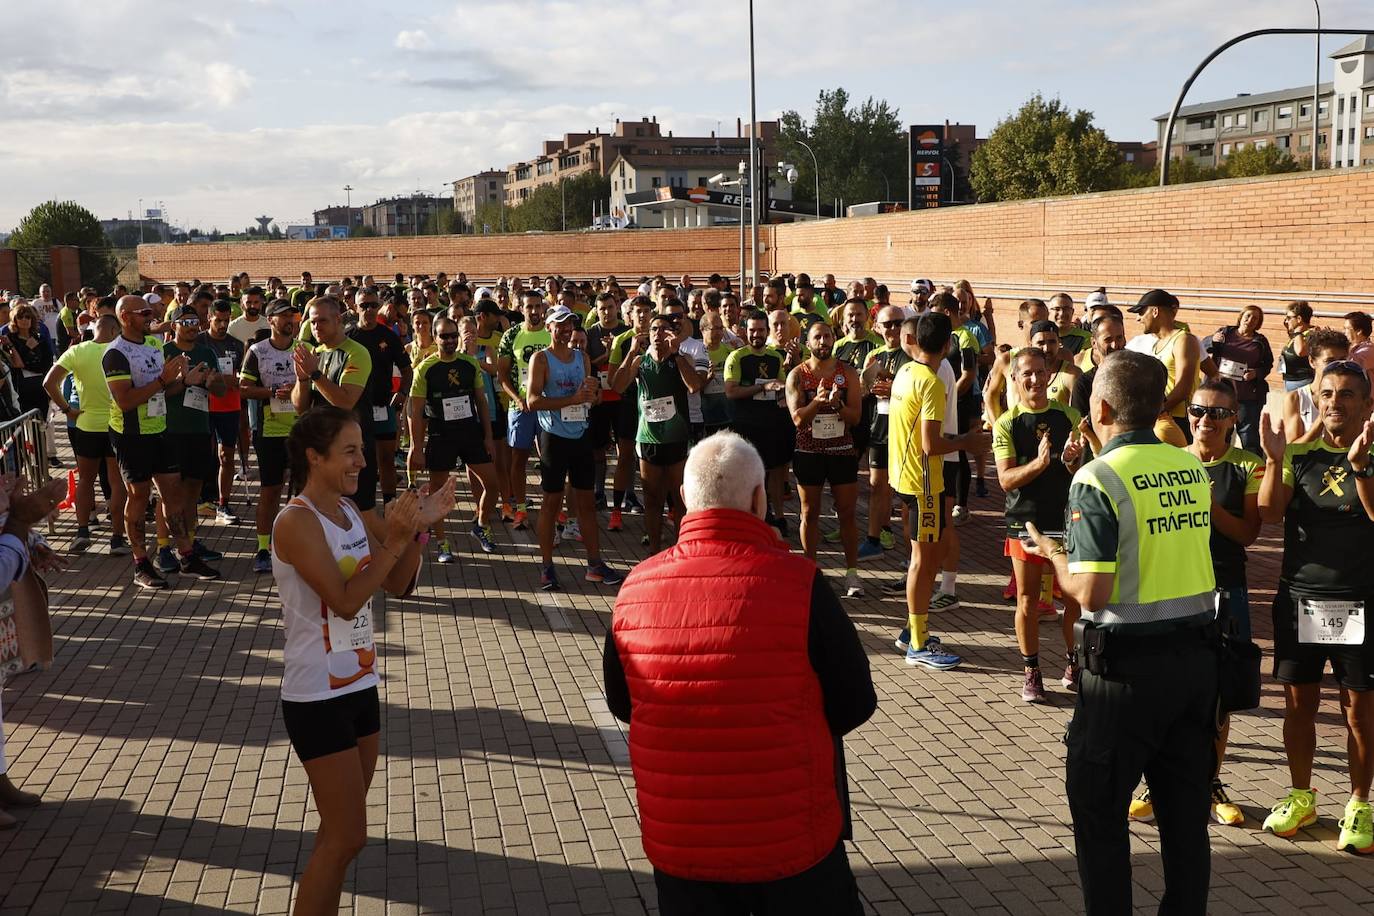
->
[272,406,453,914]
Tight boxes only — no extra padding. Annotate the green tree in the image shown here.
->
[778,88,905,208]
[420,207,460,235]
[970,94,1123,201]
[6,200,115,293]
[106,224,146,248]
[1221,144,1299,178]
[1164,157,1223,185]
[505,172,611,232]
[473,200,507,234]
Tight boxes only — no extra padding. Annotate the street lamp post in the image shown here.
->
[791,138,821,218]
[137,198,144,245]
[710,162,749,290]
[941,155,957,203]
[561,178,567,232]
[747,0,759,283]
[1312,1,1321,170]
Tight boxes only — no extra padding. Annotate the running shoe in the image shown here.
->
[71,530,92,553]
[929,591,960,612]
[192,540,224,562]
[1021,668,1048,703]
[624,492,644,513]
[500,501,514,523]
[215,504,240,525]
[513,509,528,531]
[1211,781,1244,827]
[48,456,63,469]
[881,575,908,596]
[109,535,131,557]
[905,637,961,670]
[951,505,969,526]
[879,528,896,550]
[844,571,864,598]
[471,526,497,555]
[565,518,582,542]
[894,628,910,653]
[557,510,568,526]
[856,540,883,561]
[1061,662,1081,691]
[823,528,842,543]
[155,545,180,574]
[540,564,560,591]
[1337,799,1373,854]
[1128,788,1155,823]
[1263,788,1317,837]
[594,492,607,510]
[1038,600,1059,618]
[179,553,220,580]
[585,561,624,585]
[252,548,272,574]
[553,525,562,548]
[1002,576,1016,600]
[975,478,988,497]
[197,501,216,519]
[133,558,167,590]
[436,540,455,564]
[608,509,623,531]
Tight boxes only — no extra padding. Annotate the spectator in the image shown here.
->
[1205,305,1274,453]
[1343,311,1374,375]
[603,432,875,913]
[1279,300,1315,392]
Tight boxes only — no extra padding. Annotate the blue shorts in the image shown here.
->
[507,407,538,450]
[209,411,240,449]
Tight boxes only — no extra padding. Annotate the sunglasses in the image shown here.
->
[176,318,200,327]
[135,308,154,317]
[1187,404,1237,421]
[880,319,904,328]
[1323,359,1364,375]
[437,332,460,341]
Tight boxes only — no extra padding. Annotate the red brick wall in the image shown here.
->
[48,246,83,299]
[0,250,17,295]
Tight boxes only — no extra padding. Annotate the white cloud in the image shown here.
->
[395,29,432,50]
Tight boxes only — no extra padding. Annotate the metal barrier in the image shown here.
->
[0,409,53,486]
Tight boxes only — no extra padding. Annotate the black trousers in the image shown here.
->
[653,840,862,916]
[1065,638,1218,916]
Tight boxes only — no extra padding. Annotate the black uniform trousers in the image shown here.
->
[1065,635,1218,916]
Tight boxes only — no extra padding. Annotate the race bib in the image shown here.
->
[1218,358,1245,381]
[876,398,892,415]
[1298,598,1365,646]
[327,600,374,653]
[372,405,389,422]
[705,373,726,394]
[753,378,778,401]
[811,413,845,439]
[182,386,209,412]
[561,403,589,423]
[146,391,167,418]
[270,396,295,416]
[441,395,472,421]
[217,355,235,375]
[642,395,677,423]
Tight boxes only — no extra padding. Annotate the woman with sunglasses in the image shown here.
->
[4,304,58,466]
[1164,380,1261,829]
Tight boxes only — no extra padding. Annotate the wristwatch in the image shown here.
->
[309,369,323,382]
[1353,463,1374,479]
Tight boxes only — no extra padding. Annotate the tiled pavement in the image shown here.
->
[1,455,1371,915]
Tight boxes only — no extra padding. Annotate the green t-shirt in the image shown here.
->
[56,340,113,433]
[163,341,218,435]
[311,337,374,434]
[636,351,691,445]
[497,324,551,399]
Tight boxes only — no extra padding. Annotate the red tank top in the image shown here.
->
[794,362,854,454]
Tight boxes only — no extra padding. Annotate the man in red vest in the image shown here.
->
[603,431,876,913]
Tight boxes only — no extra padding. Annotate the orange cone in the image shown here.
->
[56,470,77,511]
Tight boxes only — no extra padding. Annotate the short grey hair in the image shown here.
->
[682,432,764,513]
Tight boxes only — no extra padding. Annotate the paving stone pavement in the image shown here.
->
[1,454,1371,914]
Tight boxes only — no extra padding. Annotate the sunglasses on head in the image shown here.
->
[1187,404,1236,420]
[437,332,459,341]
[135,308,154,317]
[1323,359,1363,375]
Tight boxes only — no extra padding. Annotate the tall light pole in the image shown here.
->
[791,138,821,218]
[1312,1,1321,170]
[344,184,353,209]
[709,163,749,290]
[137,197,144,244]
[561,178,567,231]
[941,154,958,203]
[747,0,759,283]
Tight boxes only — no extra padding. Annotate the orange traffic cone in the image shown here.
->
[56,470,77,511]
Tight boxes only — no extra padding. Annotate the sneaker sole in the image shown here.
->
[930,600,960,612]
[541,582,560,591]
[134,579,167,590]
[906,656,960,670]
[1211,809,1245,827]
[845,589,865,598]
[894,640,909,653]
[1265,818,1315,838]
[1336,836,1374,854]
[1021,693,1048,704]
[1129,812,1156,824]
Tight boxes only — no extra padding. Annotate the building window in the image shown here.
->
[1253,110,1268,127]
[1367,93,1374,110]
[1235,112,1248,128]
[1277,105,1294,120]
[1319,132,1327,145]
[1220,143,1232,155]
[1319,100,1329,117]
[1221,114,1234,129]
[488,180,497,191]
[1254,139,1268,149]
[651,177,662,188]
[1336,130,1343,146]
[1365,126,1374,139]
[1349,127,1356,145]
[1124,152,1135,162]
[698,176,710,186]
[1339,95,1346,115]
[537,161,553,176]
[1276,135,1291,149]
[618,162,625,178]
[1235,142,1246,151]
[1300,102,1311,119]
[1186,116,1215,130]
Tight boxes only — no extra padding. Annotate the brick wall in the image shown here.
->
[139,166,1374,340]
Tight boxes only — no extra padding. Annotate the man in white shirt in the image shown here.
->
[227,286,270,345]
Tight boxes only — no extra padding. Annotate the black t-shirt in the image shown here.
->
[1281,440,1374,598]
[992,401,1081,536]
[1202,447,1262,588]
[586,322,627,366]
[866,346,911,445]
[349,323,411,408]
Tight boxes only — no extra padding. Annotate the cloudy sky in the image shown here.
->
[0,0,1361,233]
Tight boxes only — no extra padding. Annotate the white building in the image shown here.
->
[1330,35,1374,169]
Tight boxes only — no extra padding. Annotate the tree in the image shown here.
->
[1164,157,1222,185]
[778,88,905,208]
[970,94,1123,202]
[6,200,115,294]
[106,224,146,248]
[420,208,460,236]
[504,172,611,232]
[473,200,506,234]
[349,225,379,238]
[1222,144,1299,178]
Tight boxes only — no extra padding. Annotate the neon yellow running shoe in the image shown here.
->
[1263,788,1317,838]
[1128,787,1153,822]
[879,528,896,550]
[1210,780,1244,827]
[1336,799,1373,854]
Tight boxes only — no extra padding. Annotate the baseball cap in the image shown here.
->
[143,292,161,306]
[1085,289,1110,310]
[475,299,502,317]
[1128,288,1179,314]
[637,282,653,296]
[475,286,494,301]
[267,299,297,316]
[173,305,200,321]
[911,279,934,294]
[546,304,577,324]
[1028,319,1059,338]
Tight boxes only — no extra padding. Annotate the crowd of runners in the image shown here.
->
[1,270,1371,864]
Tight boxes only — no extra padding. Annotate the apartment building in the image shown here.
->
[451,170,505,233]
[360,194,448,237]
[312,206,363,231]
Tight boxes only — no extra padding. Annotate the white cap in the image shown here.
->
[1085,290,1109,310]
[911,278,933,294]
[475,286,494,301]
[143,292,161,305]
[637,282,653,296]
[546,305,577,324]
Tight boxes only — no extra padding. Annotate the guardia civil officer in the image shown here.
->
[1023,349,1218,915]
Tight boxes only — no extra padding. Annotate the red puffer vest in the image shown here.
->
[612,508,842,882]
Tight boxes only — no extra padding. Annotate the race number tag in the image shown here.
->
[1218,358,1245,381]
[811,413,845,439]
[270,396,295,416]
[442,395,472,421]
[752,378,778,401]
[217,356,235,375]
[182,386,209,412]
[372,405,389,422]
[146,391,167,418]
[876,398,892,415]
[327,600,374,652]
[642,395,677,423]
[1298,598,1365,646]
[705,373,725,394]
[561,403,589,422]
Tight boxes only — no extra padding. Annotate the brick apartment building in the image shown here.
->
[360,194,448,237]
[451,170,506,233]
[312,205,363,231]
